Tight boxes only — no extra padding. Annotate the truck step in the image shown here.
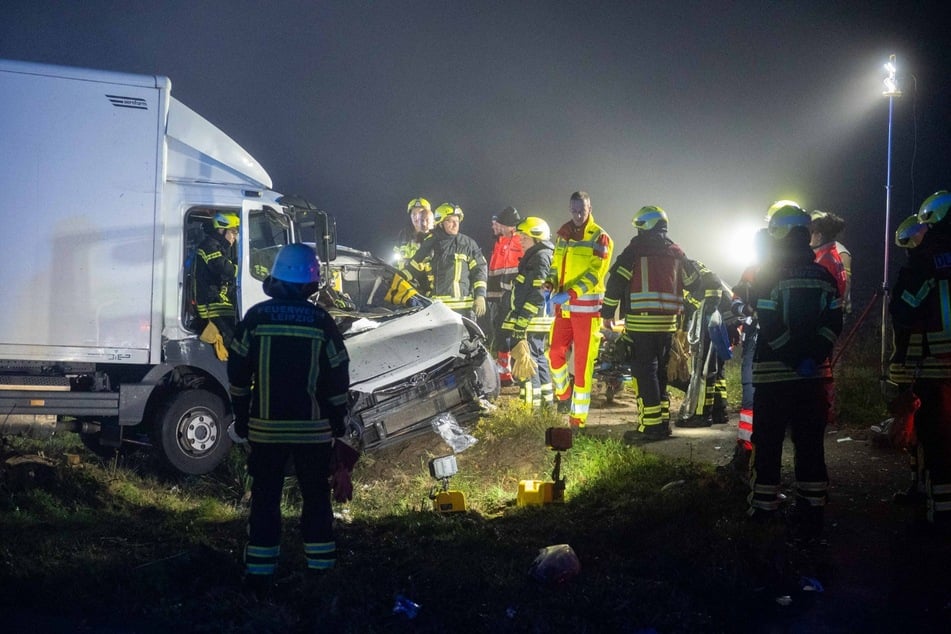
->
[0,376,70,391]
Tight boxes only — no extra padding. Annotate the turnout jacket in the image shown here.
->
[602,230,686,332]
[501,240,554,337]
[228,297,350,444]
[751,239,842,384]
[889,227,951,381]
[409,226,487,311]
[548,216,613,315]
[194,232,237,319]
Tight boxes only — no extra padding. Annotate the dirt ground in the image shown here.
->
[568,385,950,632]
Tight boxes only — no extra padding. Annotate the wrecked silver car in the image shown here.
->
[319,245,499,450]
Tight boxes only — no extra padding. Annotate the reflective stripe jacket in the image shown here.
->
[682,259,736,327]
[547,216,613,315]
[194,232,237,319]
[228,297,350,444]
[752,241,842,384]
[393,226,429,268]
[487,234,524,300]
[889,230,951,381]
[602,230,686,332]
[409,227,487,311]
[813,242,847,300]
[501,240,554,336]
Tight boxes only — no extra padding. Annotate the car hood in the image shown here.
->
[341,301,477,391]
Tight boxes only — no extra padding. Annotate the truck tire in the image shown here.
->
[154,389,232,475]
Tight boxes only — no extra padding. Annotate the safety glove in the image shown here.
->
[510,338,538,381]
[473,295,487,317]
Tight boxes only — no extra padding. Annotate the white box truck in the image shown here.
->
[0,59,498,474]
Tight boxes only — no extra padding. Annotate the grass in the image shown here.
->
[0,329,898,632]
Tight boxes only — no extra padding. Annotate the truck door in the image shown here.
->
[238,201,292,316]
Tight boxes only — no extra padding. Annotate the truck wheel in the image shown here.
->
[154,390,232,475]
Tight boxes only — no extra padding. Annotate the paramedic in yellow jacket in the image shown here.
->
[546,191,613,430]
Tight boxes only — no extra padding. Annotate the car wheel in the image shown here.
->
[154,390,232,475]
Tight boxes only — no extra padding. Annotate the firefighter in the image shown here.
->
[546,191,613,431]
[886,215,930,505]
[501,216,554,407]
[407,203,488,319]
[393,197,434,268]
[194,211,240,347]
[602,205,687,441]
[729,228,773,475]
[677,259,738,427]
[227,243,351,589]
[747,203,842,541]
[888,191,951,530]
[485,206,524,383]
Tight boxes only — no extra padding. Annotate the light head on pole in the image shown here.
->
[883,54,902,98]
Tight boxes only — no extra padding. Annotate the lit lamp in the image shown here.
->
[880,54,902,382]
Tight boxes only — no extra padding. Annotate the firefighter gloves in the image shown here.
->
[511,339,538,381]
[473,295,487,317]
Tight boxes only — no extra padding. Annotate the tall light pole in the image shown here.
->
[881,54,901,381]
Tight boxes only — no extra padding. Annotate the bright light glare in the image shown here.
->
[724,220,763,270]
[882,54,901,97]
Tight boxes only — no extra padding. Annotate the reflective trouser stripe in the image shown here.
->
[638,400,663,432]
[927,479,951,523]
[245,544,280,576]
[540,383,554,403]
[738,408,753,450]
[660,395,670,424]
[304,541,336,570]
[796,480,829,507]
[747,482,782,513]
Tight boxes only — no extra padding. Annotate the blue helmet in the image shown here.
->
[271,243,320,284]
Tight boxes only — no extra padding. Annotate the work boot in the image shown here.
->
[676,414,713,428]
[712,408,730,425]
[623,422,671,444]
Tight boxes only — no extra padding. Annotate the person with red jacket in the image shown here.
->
[485,206,524,382]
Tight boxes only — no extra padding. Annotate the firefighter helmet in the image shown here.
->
[895,215,929,249]
[917,191,951,225]
[407,197,431,214]
[632,205,668,231]
[517,216,551,241]
[271,243,321,284]
[767,203,810,239]
[765,199,802,222]
[434,202,464,224]
[213,212,240,230]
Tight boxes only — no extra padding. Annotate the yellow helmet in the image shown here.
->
[213,212,240,230]
[632,205,668,231]
[765,199,802,222]
[767,203,810,239]
[434,202,464,224]
[516,216,551,241]
[407,197,431,214]
[895,215,929,249]
[917,190,951,225]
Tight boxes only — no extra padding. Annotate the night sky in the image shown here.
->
[3,0,949,305]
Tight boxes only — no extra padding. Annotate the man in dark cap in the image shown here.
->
[485,206,524,382]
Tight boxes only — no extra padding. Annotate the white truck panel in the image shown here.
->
[0,61,165,359]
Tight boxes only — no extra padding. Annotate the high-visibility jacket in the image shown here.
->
[813,242,847,300]
[602,230,686,332]
[487,234,524,301]
[547,216,613,315]
[194,232,237,319]
[752,242,842,384]
[409,226,487,312]
[393,226,429,268]
[501,240,554,337]
[889,231,951,381]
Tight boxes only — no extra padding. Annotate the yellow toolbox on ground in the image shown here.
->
[432,489,467,513]
[517,479,561,506]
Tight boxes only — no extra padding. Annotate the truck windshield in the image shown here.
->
[248,207,291,281]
